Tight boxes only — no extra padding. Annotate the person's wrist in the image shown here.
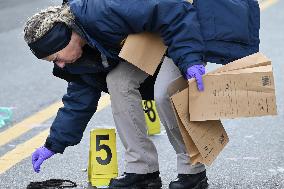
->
[44,141,57,154]
[38,146,55,156]
[44,138,65,154]
[186,64,205,91]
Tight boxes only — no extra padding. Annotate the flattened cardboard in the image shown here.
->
[171,101,204,165]
[168,77,203,164]
[119,32,167,75]
[209,53,271,74]
[168,77,229,165]
[188,54,277,121]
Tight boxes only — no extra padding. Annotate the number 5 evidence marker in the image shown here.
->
[88,128,118,188]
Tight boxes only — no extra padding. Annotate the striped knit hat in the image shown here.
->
[24,5,74,44]
[23,5,76,58]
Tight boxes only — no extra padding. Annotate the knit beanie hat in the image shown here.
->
[23,5,75,59]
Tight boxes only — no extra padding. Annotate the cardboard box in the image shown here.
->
[168,76,229,166]
[187,53,277,121]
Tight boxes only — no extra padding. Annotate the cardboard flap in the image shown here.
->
[187,62,273,91]
[188,69,277,121]
[119,32,167,75]
[209,65,272,75]
[209,52,271,74]
[171,89,191,128]
[187,120,229,165]
[170,87,228,165]
[168,77,203,164]
[170,101,204,165]
[187,53,272,91]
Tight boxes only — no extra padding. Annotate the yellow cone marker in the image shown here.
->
[88,128,118,187]
[142,100,161,135]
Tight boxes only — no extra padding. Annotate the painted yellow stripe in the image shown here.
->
[0,95,110,174]
[0,101,63,147]
[260,0,278,11]
[0,130,50,174]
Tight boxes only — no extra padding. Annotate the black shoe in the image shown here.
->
[169,171,208,189]
[108,171,162,189]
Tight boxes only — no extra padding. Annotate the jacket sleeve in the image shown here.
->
[107,0,205,76]
[44,81,101,153]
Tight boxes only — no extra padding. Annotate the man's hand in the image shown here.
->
[32,146,55,173]
[186,65,205,91]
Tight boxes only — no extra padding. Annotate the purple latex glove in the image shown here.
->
[186,64,206,91]
[32,146,55,173]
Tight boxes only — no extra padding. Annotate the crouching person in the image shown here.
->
[23,0,208,188]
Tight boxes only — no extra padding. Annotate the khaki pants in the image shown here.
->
[106,58,205,174]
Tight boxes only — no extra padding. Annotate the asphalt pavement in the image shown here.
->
[0,0,283,188]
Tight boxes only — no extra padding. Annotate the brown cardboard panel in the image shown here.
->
[168,77,228,165]
[210,65,273,75]
[119,32,167,75]
[209,52,271,74]
[170,88,228,165]
[188,65,277,121]
[169,80,203,165]
[168,77,202,164]
[171,101,204,165]
[188,120,228,165]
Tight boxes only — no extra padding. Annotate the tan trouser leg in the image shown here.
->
[106,61,159,174]
[154,57,205,174]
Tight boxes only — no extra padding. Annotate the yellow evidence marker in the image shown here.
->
[88,128,118,188]
[142,100,161,135]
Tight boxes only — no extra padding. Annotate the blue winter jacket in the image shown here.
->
[67,0,259,75]
[45,0,260,153]
[69,0,205,77]
[195,0,260,64]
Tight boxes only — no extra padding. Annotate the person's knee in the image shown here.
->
[106,70,136,96]
[106,71,117,87]
[106,72,124,93]
[107,61,149,93]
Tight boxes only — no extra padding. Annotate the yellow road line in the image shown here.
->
[0,95,110,174]
[0,101,63,147]
[260,0,278,11]
[0,129,49,174]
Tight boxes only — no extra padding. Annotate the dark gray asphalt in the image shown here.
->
[0,0,283,189]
